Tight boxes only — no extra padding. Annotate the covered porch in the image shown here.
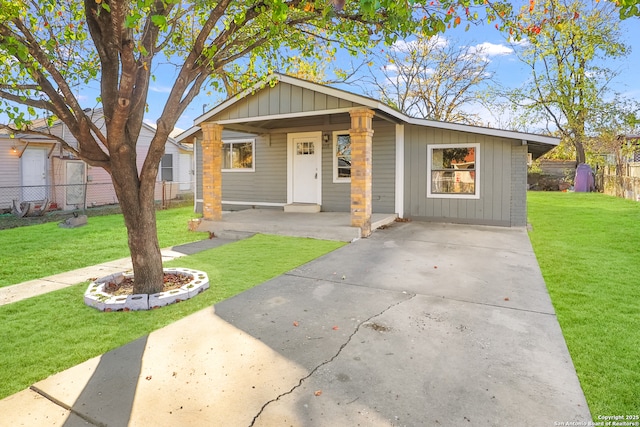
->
[195,210,397,242]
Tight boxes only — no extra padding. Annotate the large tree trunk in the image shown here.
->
[121,192,163,295]
[574,140,586,164]
[110,144,164,295]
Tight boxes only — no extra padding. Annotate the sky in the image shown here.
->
[4,4,640,136]
[161,10,640,135]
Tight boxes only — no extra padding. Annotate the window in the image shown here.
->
[333,131,351,183]
[427,143,480,199]
[296,141,315,155]
[161,154,173,181]
[222,139,254,171]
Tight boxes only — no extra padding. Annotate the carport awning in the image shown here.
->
[527,140,557,159]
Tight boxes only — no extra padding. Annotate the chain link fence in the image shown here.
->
[1,180,194,218]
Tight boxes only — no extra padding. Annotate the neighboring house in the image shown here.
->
[0,110,193,212]
[176,74,559,232]
[618,134,640,163]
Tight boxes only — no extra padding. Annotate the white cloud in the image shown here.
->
[509,37,531,48]
[383,64,399,74]
[391,34,448,52]
[149,85,172,93]
[468,42,514,58]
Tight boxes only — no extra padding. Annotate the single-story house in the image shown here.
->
[0,110,193,212]
[176,73,559,235]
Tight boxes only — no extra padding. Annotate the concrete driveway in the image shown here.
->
[1,221,590,426]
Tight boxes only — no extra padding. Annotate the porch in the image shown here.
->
[196,209,397,242]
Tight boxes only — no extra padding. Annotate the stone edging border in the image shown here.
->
[84,268,209,311]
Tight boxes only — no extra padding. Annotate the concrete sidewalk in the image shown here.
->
[0,222,591,426]
[0,238,229,307]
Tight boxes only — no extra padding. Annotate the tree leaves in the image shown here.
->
[617,0,640,19]
[503,0,629,163]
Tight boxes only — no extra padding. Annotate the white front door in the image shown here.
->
[21,148,48,201]
[288,132,322,204]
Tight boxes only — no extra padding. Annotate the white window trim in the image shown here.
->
[160,153,174,182]
[427,143,480,200]
[333,130,351,184]
[222,138,255,172]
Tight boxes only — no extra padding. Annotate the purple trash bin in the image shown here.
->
[574,163,594,192]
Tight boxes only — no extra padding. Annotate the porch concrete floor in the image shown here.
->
[197,209,397,241]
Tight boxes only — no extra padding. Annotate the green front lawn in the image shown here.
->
[527,192,640,418]
[0,234,344,399]
[0,206,206,288]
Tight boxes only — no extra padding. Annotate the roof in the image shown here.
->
[1,109,191,151]
[176,73,559,156]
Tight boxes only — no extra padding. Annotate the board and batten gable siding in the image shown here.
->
[404,124,522,227]
[215,82,357,121]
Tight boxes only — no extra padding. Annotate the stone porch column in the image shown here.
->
[201,122,223,221]
[349,108,375,237]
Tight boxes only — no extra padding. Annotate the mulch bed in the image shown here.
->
[104,272,192,296]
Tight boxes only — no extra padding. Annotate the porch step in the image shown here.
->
[372,214,397,230]
[284,203,321,213]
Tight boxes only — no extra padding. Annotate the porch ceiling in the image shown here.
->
[217,110,401,134]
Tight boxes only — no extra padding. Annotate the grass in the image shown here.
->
[527,192,640,418]
[0,233,344,399]
[0,206,206,288]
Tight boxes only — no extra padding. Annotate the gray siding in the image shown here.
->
[214,82,356,121]
[510,145,528,226]
[371,121,396,213]
[321,120,395,213]
[221,133,287,205]
[195,120,396,214]
[321,137,350,211]
[404,124,517,227]
[195,130,280,213]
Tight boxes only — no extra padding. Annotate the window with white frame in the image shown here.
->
[333,131,351,183]
[427,143,480,199]
[222,139,255,171]
[161,154,173,181]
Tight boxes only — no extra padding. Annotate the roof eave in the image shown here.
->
[187,72,559,148]
[405,116,559,146]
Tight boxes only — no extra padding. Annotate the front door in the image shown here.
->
[21,148,48,201]
[288,132,322,204]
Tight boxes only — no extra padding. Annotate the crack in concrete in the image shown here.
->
[284,273,556,317]
[30,386,106,427]
[248,293,416,427]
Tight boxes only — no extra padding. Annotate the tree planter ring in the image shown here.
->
[84,268,209,312]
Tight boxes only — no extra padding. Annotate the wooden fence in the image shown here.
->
[602,163,640,201]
